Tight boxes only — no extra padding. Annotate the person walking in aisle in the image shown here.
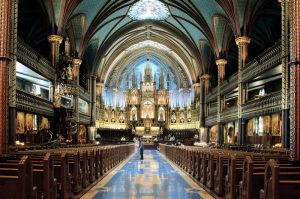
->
[139,138,144,160]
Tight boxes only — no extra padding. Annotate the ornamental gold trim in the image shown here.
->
[235,36,251,46]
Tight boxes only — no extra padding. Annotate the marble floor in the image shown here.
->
[81,150,214,199]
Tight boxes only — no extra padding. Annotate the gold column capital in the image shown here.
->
[278,0,288,3]
[193,83,201,87]
[200,74,210,80]
[215,59,227,66]
[72,58,82,66]
[235,36,251,46]
[47,35,63,44]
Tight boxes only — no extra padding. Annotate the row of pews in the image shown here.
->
[160,144,300,199]
[0,144,134,199]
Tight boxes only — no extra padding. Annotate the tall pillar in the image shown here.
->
[48,35,63,66]
[200,74,210,142]
[48,35,63,108]
[216,59,227,146]
[0,0,17,155]
[72,58,82,122]
[193,82,200,122]
[9,0,19,146]
[90,76,97,126]
[289,0,300,161]
[236,36,251,145]
[279,0,290,148]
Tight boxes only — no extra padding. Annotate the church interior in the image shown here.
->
[0,0,300,198]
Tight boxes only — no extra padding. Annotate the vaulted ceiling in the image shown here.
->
[18,0,281,89]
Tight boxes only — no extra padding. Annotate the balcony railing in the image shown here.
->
[242,42,281,82]
[220,106,238,123]
[16,89,54,116]
[17,39,55,81]
[205,42,281,103]
[79,113,91,124]
[206,112,217,126]
[242,91,281,119]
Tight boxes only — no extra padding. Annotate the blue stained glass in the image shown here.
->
[128,0,170,21]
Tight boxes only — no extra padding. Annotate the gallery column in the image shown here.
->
[200,74,210,142]
[0,0,17,155]
[8,0,19,146]
[216,59,227,145]
[278,0,290,148]
[236,36,251,145]
[72,58,82,124]
[289,0,300,161]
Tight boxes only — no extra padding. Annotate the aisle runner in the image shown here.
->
[81,150,213,199]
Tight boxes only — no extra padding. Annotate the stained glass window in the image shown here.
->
[128,0,170,21]
[126,40,170,52]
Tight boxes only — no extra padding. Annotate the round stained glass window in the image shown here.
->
[128,0,170,21]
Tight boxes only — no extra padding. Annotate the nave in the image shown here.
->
[82,150,213,199]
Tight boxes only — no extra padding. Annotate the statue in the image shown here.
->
[171,111,176,123]
[104,109,108,122]
[66,64,73,80]
[53,89,61,108]
[111,110,115,122]
[119,111,125,123]
[180,111,184,123]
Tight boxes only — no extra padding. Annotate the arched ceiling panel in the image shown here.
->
[65,14,86,53]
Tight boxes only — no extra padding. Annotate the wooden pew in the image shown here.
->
[259,159,300,199]
[0,156,37,199]
[52,153,72,199]
[214,154,229,196]
[7,153,58,199]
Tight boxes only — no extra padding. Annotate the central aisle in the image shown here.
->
[82,150,214,199]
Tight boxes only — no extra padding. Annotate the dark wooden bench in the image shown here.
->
[259,159,300,199]
[0,156,37,199]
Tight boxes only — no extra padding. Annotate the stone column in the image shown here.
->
[8,0,19,146]
[0,0,17,154]
[72,58,82,122]
[48,35,63,66]
[216,59,227,145]
[289,0,300,161]
[48,35,63,107]
[200,74,210,142]
[90,76,97,126]
[279,0,290,148]
[193,82,200,122]
[236,36,251,145]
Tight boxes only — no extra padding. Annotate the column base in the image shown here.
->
[238,118,246,145]
[282,109,290,148]
[218,123,223,146]
[9,107,16,145]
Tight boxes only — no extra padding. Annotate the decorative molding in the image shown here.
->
[206,112,217,126]
[220,106,238,123]
[242,42,281,82]
[17,39,56,81]
[79,113,91,124]
[16,89,54,116]
[241,91,281,119]
[79,86,90,102]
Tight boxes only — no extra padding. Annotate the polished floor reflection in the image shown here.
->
[81,150,213,199]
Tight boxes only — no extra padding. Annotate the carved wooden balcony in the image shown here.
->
[16,89,54,116]
[242,91,281,119]
[17,38,56,81]
[242,42,281,82]
[205,42,281,103]
[206,112,217,126]
[79,113,91,124]
[220,106,238,123]
[206,87,218,102]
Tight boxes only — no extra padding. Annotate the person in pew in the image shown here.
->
[139,138,144,160]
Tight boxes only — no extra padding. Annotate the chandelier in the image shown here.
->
[128,0,170,21]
